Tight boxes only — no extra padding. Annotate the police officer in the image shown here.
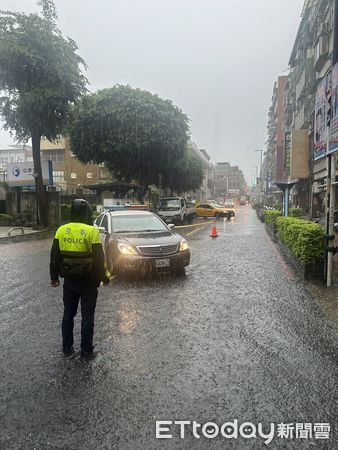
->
[50,199,110,358]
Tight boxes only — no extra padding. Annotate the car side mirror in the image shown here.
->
[97,226,107,234]
[168,223,175,230]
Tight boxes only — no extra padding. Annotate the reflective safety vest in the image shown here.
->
[55,222,110,280]
[55,222,101,256]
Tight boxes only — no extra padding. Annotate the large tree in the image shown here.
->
[163,148,204,194]
[68,85,190,191]
[0,0,87,226]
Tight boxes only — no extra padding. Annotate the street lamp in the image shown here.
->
[252,165,258,185]
[254,149,263,173]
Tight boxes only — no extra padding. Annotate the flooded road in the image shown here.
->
[0,206,337,449]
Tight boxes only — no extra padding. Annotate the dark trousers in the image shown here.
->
[62,278,98,353]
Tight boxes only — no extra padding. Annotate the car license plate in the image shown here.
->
[155,258,170,268]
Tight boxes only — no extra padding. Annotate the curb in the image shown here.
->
[0,229,54,244]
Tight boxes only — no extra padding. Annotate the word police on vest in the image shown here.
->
[63,237,88,244]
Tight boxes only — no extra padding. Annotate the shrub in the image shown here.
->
[12,212,34,227]
[276,217,325,263]
[0,213,14,226]
[264,210,282,232]
[289,208,302,218]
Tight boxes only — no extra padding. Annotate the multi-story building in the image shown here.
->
[262,76,288,205]
[40,137,109,193]
[0,144,33,173]
[282,0,338,215]
[262,0,338,214]
[187,141,214,202]
[213,162,246,200]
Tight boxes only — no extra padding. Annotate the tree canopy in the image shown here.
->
[0,0,87,225]
[68,85,192,190]
[163,148,204,194]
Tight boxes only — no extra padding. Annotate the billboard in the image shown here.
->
[329,62,338,154]
[7,160,53,187]
[314,77,328,160]
[290,130,309,179]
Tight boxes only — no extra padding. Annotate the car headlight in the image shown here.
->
[179,238,189,251]
[118,243,138,255]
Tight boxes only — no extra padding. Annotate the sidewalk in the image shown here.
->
[0,226,51,243]
[306,280,338,333]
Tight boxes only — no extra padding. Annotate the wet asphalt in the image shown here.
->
[0,206,337,449]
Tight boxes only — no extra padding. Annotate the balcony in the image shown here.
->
[314,34,330,72]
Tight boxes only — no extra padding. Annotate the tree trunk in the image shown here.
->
[31,129,48,227]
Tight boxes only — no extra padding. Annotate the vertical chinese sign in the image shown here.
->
[284,131,291,178]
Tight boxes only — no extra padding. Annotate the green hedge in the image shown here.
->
[0,213,14,226]
[289,208,302,218]
[276,217,325,264]
[264,210,282,232]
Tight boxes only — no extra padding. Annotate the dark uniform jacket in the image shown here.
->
[50,222,110,287]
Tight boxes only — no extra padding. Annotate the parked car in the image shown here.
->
[195,203,231,219]
[223,200,235,208]
[157,197,195,224]
[223,200,236,217]
[94,210,190,276]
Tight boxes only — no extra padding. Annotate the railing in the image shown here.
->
[8,227,24,236]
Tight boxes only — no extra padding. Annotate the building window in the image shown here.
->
[87,172,93,179]
[42,149,65,162]
[53,171,64,182]
[71,172,77,179]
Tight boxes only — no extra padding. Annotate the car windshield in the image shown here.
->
[159,198,180,209]
[111,214,169,233]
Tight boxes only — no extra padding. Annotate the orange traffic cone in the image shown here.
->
[210,221,218,238]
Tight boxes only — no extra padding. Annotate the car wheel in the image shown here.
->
[215,212,220,219]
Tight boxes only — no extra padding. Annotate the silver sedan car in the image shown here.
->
[94,210,190,276]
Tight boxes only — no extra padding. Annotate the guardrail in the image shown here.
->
[8,227,24,236]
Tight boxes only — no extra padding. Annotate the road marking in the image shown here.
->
[186,221,211,236]
[175,221,211,229]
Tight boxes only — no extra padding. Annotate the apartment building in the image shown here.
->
[187,141,214,202]
[40,137,109,193]
[0,144,33,173]
[262,76,288,205]
[262,0,338,214]
[213,162,246,199]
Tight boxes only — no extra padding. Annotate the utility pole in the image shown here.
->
[255,149,263,202]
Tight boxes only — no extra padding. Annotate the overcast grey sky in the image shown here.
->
[1,0,304,184]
